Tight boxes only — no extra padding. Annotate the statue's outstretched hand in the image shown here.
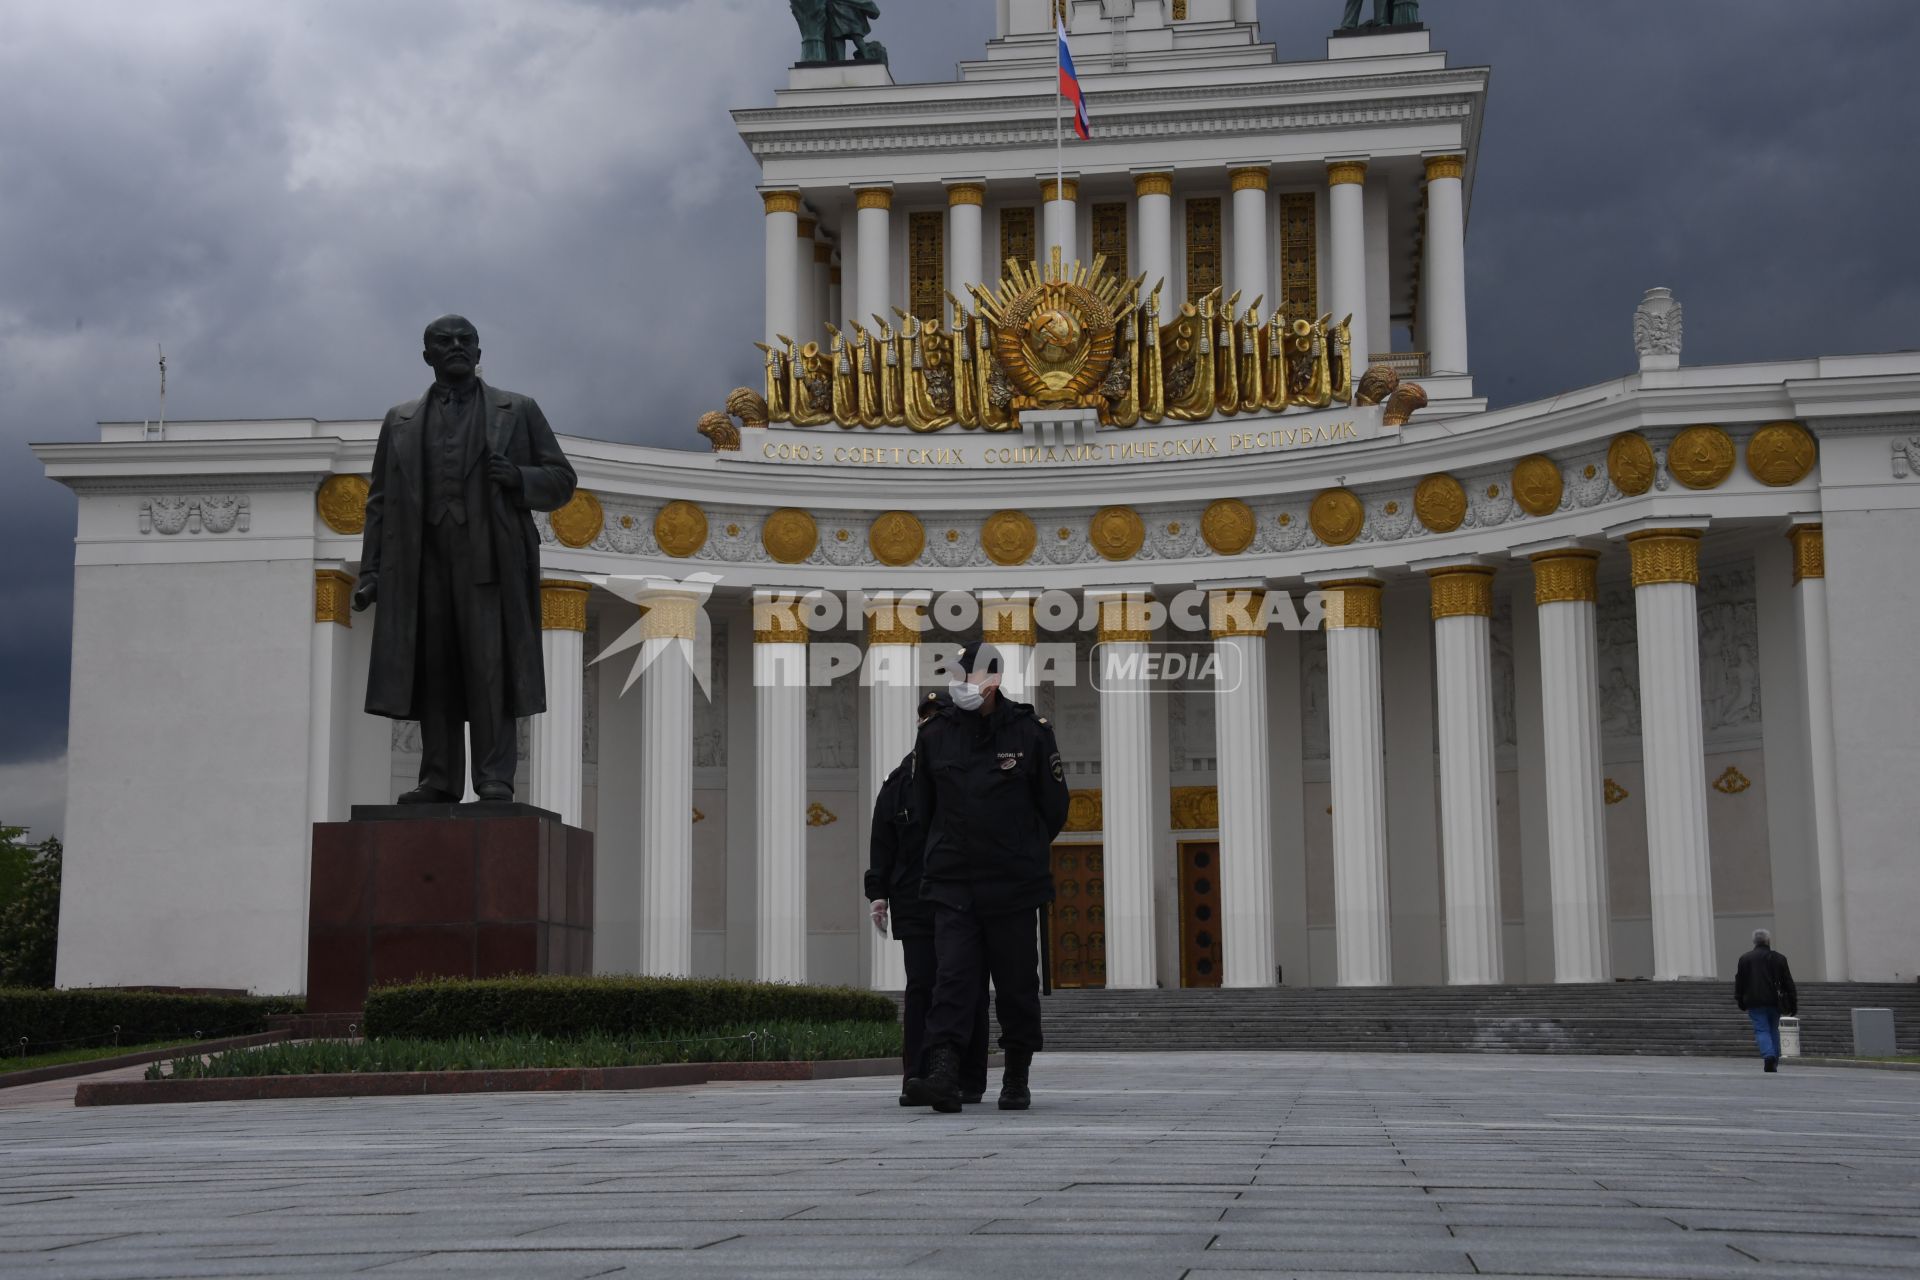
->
[487,453,522,491]
[351,575,377,612]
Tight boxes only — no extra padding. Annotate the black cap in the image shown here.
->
[956,640,1001,676]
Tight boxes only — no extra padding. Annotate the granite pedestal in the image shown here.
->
[306,803,593,1014]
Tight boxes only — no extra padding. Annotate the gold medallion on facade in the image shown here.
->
[549,490,605,548]
[1606,432,1656,495]
[761,507,818,564]
[1746,420,1817,487]
[1200,498,1257,555]
[1088,505,1145,561]
[981,509,1037,566]
[868,510,925,566]
[315,475,370,535]
[1064,789,1103,832]
[1169,785,1220,830]
[1413,473,1467,533]
[1512,454,1564,517]
[1667,425,1736,489]
[1308,488,1365,546]
[653,500,709,558]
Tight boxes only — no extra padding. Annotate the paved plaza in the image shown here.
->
[1,1052,1917,1279]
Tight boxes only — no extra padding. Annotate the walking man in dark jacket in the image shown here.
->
[1734,928,1798,1072]
[903,641,1071,1113]
[866,693,989,1106]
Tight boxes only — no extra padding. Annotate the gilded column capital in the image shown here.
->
[1788,523,1825,584]
[864,598,926,645]
[1229,166,1270,193]
[1320,579,1383,630]
[1427,566,1495,620]
[854,187,894,211]
[539,580,590,632]
[752,595,810,644]
[1626,528,1703,588]
[1207,588,1269,638]
[1327,159,1368,187]
[1530,549,1599,605]
[813,242,833,264]
[946,182,986,207]
[795,216,816,239]
[981,596,1037,646]
[1040,177,1080,203]
[314,569,355,627]
[829,266,842,286]
[638,596,699,641]
[1133,171,1174,198]
[1424,154,1466,182]
[761,190,802,216]
[1095,594,1155,644]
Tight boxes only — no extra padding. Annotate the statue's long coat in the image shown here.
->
[358,381,576,721]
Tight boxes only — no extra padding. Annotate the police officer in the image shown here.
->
[903,641,1070,1112]
[865,693,989,1106]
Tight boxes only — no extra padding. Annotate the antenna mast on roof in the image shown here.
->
[146,344,167,441]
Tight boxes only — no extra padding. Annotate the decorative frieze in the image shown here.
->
[139,495,250,535]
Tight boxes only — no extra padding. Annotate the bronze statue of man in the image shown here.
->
[351,315,577,803]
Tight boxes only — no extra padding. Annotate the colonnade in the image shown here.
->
[758,152,1472,376]
[515,524,1828,987]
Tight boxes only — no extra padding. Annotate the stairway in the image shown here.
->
[1034,982,1920,1057]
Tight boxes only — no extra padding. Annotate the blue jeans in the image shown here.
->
[1747,1007,1781,1059]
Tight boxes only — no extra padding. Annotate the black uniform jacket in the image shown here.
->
[1734,945,1798,1014]
[359,381,576,721]
[910,694,1071,914]
[865,747,935,939]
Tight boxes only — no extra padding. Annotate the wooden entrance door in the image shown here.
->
[1179,840,1223,988]
[1048,844,1106,989]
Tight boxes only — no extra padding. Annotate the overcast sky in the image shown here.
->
[2,0,1916,838]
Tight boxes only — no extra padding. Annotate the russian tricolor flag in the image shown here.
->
[1058,22,1090,140]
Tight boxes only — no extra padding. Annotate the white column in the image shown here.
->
[1427,566,1503,984]
[1327,160,1370,370]
[1133,171,1174,303]
[794,215,819,342]
[981,590,1036,704]
[862,593,924,990]
[946,182,985,311]
[854,186,893,329]
[1528,547,1612,982]
[634,587,701,976]
[1043,175,1079,271]
[1788,524,1847,978]
[1318,578,1390,986]
[762,189,801,347]
[1208,585,1275,988]
[1424,154,1470,376]
[529,579,589,825]
[753,591,809,982]
[1229,166,1270,310]
[1092,589,1157,988]
[1622,525,1716,980]
[306,568,356,828]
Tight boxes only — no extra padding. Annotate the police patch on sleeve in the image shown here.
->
[1049,752,1064,781]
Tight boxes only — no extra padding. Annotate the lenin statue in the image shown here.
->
[351,315,578,803]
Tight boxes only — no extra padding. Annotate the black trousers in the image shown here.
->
[901,933,989,1090]
[925,903,1043,1057]
[416,516,515,795]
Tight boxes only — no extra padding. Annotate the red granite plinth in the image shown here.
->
[307,805,593,1014]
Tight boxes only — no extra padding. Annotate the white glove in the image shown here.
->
[870,899,890,936]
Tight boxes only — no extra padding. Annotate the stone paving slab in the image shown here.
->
[0,1052,1916,1278]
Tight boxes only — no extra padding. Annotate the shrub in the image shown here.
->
[0,988,302,1057]
[0,830,60,988]
[364,974,897,1041]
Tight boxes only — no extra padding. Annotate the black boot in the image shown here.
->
[1764,1057,1778,1073]
[998,1049,1033,1111]
[904,1044,963,1113]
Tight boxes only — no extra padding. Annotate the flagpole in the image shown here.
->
[1054,8,1064,276]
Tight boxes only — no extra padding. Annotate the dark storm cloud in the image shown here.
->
[1,0,1915,795]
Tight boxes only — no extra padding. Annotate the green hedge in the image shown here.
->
[0,988,303,1054]
[365,975,898,1041]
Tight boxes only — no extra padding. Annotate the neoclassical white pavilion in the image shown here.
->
[37,0,1920,997]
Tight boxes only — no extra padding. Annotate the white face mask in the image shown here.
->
[948,679,984,711]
